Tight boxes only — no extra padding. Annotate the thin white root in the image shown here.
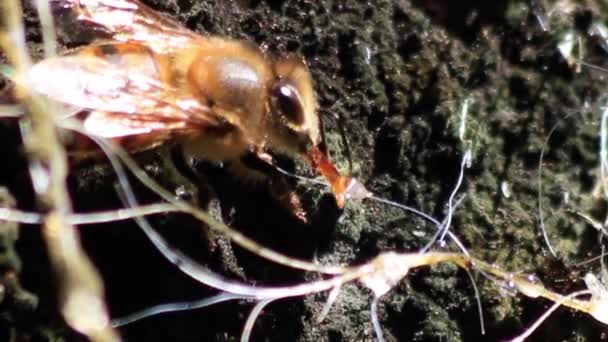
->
[370,297,385,342]
[459,97,471,142]
[438,196,470,256]
[34,0,58,57]
[1,0,117,339]
[583,273,608,324]
[0,203,179,225]
[574,211,608,239]
[537,116,566,257]
[438,149,472,244]
[112,292,247,327]
[464,268,485,335]
[0,104,23,117]
[241,299,274,342]
[317,286,340,323]
[508,290,591,342]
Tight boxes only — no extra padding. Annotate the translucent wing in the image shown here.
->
[66,110,187,155]
[50,0,199,52]
[27,41,222,140]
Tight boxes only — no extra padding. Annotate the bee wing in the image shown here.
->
[51,0,199,52]
[59,109,193,159]
[77,110,190,139]
[25,42,225,150]
[27,46,218,131]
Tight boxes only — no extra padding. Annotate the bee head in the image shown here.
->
[267,56,350,207]
[267,56,321,156]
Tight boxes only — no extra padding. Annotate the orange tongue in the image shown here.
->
[306,146,350,208]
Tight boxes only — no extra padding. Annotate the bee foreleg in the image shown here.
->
[162,146,238,255]
[227,152,309,223]
[268,177,308,223]
[158,147,203,207]
[225,157,272,186]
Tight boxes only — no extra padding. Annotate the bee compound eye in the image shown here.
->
[272,82,305,126]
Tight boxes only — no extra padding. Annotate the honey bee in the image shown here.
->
[28,0,353,206]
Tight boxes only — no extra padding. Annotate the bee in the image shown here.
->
[24,0,354,207]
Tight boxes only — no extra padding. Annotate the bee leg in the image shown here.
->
[171,150,247,277]
[169,147,241,256]
[229,151,309,223]
[159,146,203,207]
[225,157,272,186]
[268,176,309,223]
